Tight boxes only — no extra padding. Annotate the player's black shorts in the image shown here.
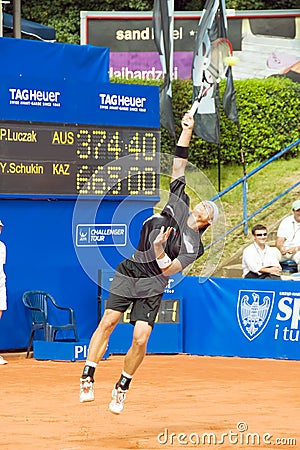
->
[106,259,167,327]
[106,292,163,327]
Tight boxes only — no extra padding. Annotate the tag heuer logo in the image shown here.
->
[237,290,275,341]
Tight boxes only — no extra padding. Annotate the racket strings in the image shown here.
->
[208,41,231,82]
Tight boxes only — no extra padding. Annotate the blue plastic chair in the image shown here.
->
[22,290,79,358]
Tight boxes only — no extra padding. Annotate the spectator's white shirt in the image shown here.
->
[277,215,300,247]
[242,242,279,277]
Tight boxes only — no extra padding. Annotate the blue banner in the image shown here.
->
[0,76,160,128]
[0,37,109,83]
[2,265,300,359]
[0,38,159,127]
[183,277,300,360]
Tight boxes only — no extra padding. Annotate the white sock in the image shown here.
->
[86,360,98,368]
[122,370,133,379]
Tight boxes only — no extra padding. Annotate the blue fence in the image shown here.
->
[209,138,300,247]
[19,274,300,362]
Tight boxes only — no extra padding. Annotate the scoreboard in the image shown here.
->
[0,121,160,197]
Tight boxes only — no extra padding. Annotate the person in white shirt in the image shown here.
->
[274,200,300,272]
[0,219,8,365]
[242,224,282,279]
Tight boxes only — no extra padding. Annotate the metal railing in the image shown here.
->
[207,138,300,248]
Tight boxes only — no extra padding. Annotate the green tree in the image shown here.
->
[5,0,299,44]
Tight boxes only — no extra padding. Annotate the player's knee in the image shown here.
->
[100,312,119,333]
[132,332,149,348]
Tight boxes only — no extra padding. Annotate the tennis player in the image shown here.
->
[79,112,218,413]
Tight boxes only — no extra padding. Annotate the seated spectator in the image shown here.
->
[274,200,300,272]
[270,61,300,84]
[242,224,282,279]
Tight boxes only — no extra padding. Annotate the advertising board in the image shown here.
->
[81,10,300,80]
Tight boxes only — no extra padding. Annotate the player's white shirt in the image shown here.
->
[242,242,279,277]
[277,215,300,247]
[0,241,6,279]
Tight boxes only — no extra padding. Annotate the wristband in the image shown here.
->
[156,253,172,269]
[174,145,188,159]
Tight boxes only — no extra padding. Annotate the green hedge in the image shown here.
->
[172,77,300,167]
[112,76,300,168]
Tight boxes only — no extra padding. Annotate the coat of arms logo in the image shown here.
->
[237,290,275,341]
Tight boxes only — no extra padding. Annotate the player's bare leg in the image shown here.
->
[109,320,152,414]
[80,309,121,403]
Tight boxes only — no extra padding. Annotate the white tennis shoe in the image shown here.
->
[0,356,7,365]
[109,387,127,414]
[79,377,95,403]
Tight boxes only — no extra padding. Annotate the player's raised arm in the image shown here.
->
[171,113,194,183]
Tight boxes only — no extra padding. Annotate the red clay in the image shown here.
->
[1,353,299,449]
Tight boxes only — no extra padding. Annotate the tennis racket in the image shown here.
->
[189,38,234,117]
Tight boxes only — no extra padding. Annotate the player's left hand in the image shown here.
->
[154,226,172,246]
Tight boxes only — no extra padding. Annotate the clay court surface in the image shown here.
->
[1,353,299,449]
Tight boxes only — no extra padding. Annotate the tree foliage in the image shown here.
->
[4,0,299,44]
